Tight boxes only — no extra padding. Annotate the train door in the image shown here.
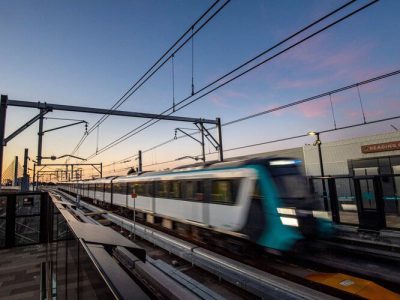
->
[354,175,385,230]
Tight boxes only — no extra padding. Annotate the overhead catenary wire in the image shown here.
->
[87,0,227,133]
[68,0,230,158]
[86,0,377,161]
[103,112,400,175]
[124,114,400,173]
[101,67,400,170]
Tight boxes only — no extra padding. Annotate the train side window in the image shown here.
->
[194,181,204,201]
[104,183,112,193]
[146,182,154,197]
[96,184,103,193]
[134,182,145,196]
[169,181,181,199]
[183,181,194,200]
[211,179,237,204]
[156,181,169,198]
[128,182,135,194]
[114,183,126,195]
[113,183,119,194]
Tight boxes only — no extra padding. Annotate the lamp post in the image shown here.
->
[308,131,328,211]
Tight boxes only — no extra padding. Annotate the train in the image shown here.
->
[58,157,333,252]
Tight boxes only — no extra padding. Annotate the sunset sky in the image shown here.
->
[1,0,399,179]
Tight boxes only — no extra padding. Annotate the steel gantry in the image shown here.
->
[0,95,223,185]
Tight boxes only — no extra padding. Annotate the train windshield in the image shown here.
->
[269,164,311,206]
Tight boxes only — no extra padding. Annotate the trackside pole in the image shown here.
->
[0,95,8,186]
[13,156,18,186]
[217,117,223,162]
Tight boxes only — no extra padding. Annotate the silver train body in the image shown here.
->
[59,157,332,251]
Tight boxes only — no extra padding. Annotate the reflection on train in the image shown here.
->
[59,157,333,251]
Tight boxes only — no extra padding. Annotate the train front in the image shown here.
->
[255,158,334,251]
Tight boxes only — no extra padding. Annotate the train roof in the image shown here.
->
[64,156,302,184]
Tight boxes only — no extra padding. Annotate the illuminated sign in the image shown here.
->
[361,141,400,154]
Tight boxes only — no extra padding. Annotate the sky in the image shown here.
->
[0,0,399,179]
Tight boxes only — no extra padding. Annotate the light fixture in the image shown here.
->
[269,160,300,166]
[280,217,299,227]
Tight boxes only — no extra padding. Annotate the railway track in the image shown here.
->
[53,188,400,299]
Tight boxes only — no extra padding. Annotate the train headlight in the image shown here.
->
[312,210,330,220]
[277,207,296,216]
[280,217,299,227]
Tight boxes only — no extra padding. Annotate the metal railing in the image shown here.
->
[0,191,53,248]
[309,174,400,230]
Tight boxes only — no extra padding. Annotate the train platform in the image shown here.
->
[333,224,400,254]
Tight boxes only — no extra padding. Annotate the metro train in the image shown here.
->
[58,157,333,252]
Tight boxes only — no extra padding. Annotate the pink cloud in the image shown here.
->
[345,110,360,120]
[223,90,248,98]
[278,77,329,89]
[208,89,248,108]
[365,109,385,119]
[209,94,231,108]
[296,100,330,118]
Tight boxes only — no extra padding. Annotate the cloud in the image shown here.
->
[365,109,385,119]
[278,77,329,89]
[209,94,231,108]
[296,100,330,118]
[208,89,248,108]
[345,110,362,121]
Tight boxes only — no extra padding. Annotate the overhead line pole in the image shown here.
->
[7,100,217,124]
[4,110,50,145]
[13,156,18,186]
[0,95,8,186]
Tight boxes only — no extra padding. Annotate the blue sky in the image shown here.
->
[1,0,399,177]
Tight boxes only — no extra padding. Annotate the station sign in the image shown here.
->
[361,140,400,154]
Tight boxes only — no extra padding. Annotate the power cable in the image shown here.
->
[86,0,376,160]
[102,68,400,169]
[68,0,229,157]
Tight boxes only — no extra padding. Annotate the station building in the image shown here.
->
[250,131,400,231]
[303,131,400,177]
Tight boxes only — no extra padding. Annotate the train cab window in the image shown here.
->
[156,181,169,198]
[211,179,236,204]
[252,181,263,199]
[169,181,181,199]
[270,166,309,201]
